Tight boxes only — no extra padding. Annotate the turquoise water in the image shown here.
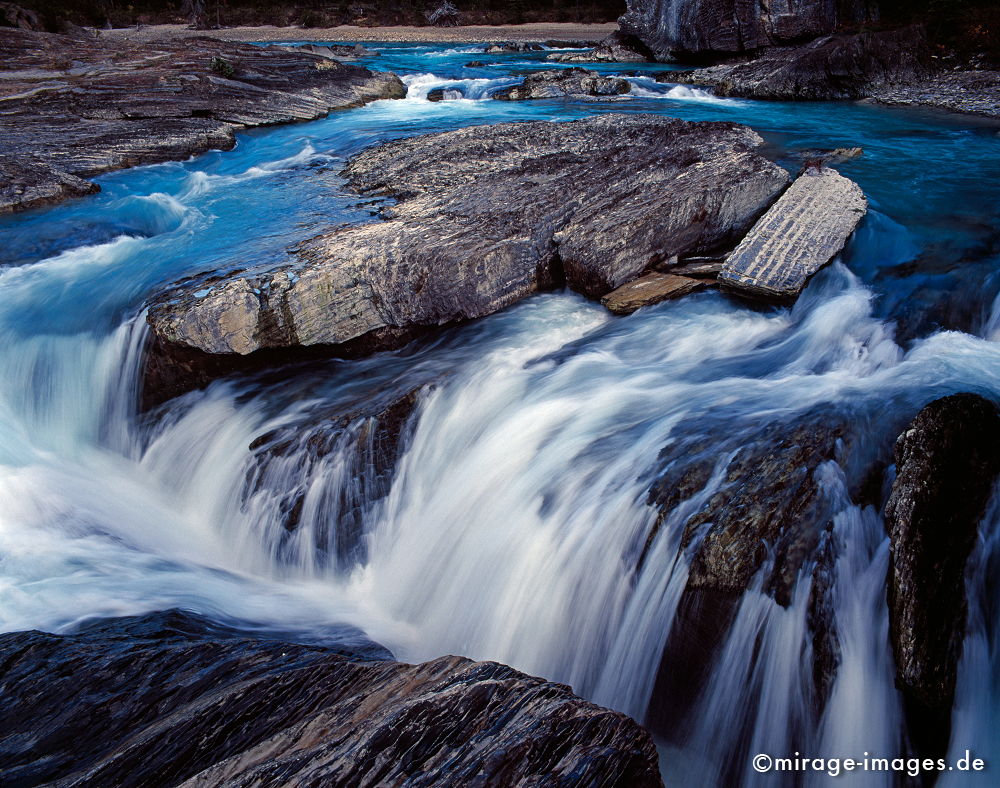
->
[1,42,998,786]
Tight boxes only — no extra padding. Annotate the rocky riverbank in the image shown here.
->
[0,28,404,213]
[0,609,663,787]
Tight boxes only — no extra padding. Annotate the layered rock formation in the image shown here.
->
[719,166,867,300]
[885,394,1000,759]
[0,28,404,213]
[545,31,653,63]
[671,25,931,100]
[144,114,790,402]
[0,610,664,787]
[491,67,631,100]
[619,0,878,60]
[601,271,711,314]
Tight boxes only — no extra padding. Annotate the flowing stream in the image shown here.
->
[1,42,999,785]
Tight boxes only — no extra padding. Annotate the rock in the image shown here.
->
[671,26,932,100]
[484,41,545,53]
[0,2,40,30]
[871,68,1000,121]
[240,380,430,569]
[793,147,864,166]
[601,272,710,315]
[619,0,877,60]
[544,39,601,49]
[885,394,1000,759]
[465,59,486,67]
[0,28,405,213]
[281,42,378,59]
[658,255,724,278]
[491,67,631,100]
[144,114,789,401]
[719,166,867,301]
[546,31,653,63]
[0,610,664,787]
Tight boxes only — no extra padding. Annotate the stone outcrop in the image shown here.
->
[671,26,931,100]
[144,114,789,402]
[619,0,878,60]
[546,31,653,63]
[280,42,378,59]
[871,68,1000,120]
[491,67,631,100]
[0,28,405,213]
[601,271,710,314]
[719,166,867,301]
[885,394,1000,759]
[0,610,664,787]
[484,41,545,53]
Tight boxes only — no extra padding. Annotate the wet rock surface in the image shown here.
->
[491,67,631,99]
[0,28,404,213]
[719,166,867,301]
[885,393,1000,758]
[871,68,1000,120]
[619,0,876,60]
[144,114,789,401]
[601,271,711,314]
[545,31,653,63]
[671,26,931,100]
[0,610,664,788]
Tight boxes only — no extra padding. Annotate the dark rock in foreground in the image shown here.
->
[144,114,789,402]
[492,67,631,100]
[885,393,1000,759]
[0,28,404,213]
[671,26,931,101]
[719,166,867,301]
[0,610,663,787]
[619,0,875,60]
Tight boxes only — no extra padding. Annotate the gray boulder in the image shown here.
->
[546,31,653,63]
[671,25,931,100]
[885,393,1000,759]
[491,67,632,100]
[144,114,789,401]
[619,0,878,60]
[719,166,867,301]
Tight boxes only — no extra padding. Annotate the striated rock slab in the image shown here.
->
[0,28,405,213]
[491,67,631,100]
[871,68,1000,121]
[671,26,931,101]
[601,271,710,315]
[145,114,789,401]
[0,610,664,788]
[885,394,1000,759]
[619,0,877,60]
[719,166,867,301]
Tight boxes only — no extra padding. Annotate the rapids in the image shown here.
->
[1,41,998,786]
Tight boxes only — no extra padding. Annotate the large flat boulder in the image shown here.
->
[0,610,664,787]
[601,271,710,314]
[145,114,790,402]
[885,394,1000,759]
[718,166,867,301]
[0,28,405,213]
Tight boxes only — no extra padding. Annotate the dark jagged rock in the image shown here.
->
[491,67,631,100]
[619,0,877,60]
[871,68,1000,120]
[719,166,867,301]
[885,393,1000,759]
[545,31,653,63]
[243,380,429,570]
[0,610,664,788]
[601,271,711,314]
[0,28,405,213]
[144,114,789,402]
[671,26,931,100]
[484,40,545,53]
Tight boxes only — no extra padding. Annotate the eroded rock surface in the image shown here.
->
[671,26,931,100]
[0,610,664,788]
[0,28,404,213]
[619,0,877,60]
[546,31,653,63]
[491,67,631,99]
[145,114,789,401]
[601,271,710,314]
[719,166,867,301]
[885,393,1000,758]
